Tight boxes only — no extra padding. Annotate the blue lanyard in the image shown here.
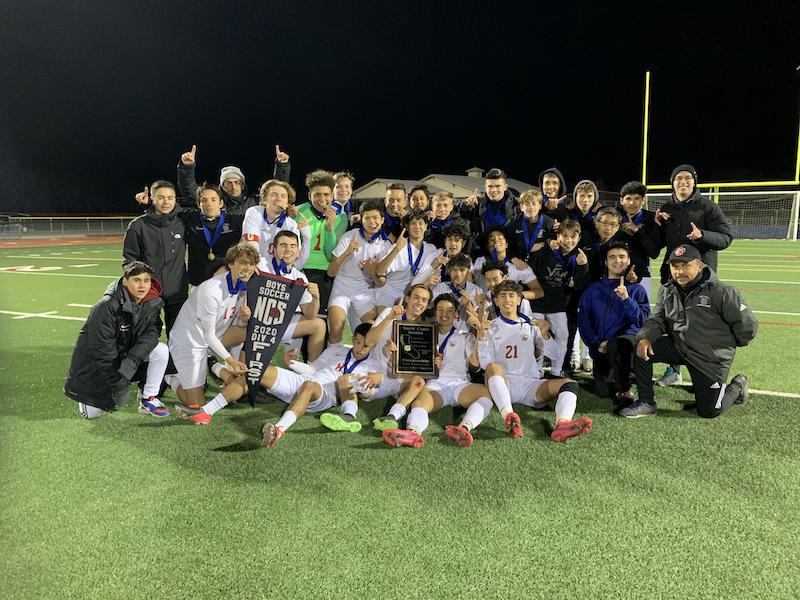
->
[449,282,465,297]
[264,208,287,227]
[200,212,226,250]
[360,227,387,243]
[499,314,530,326]
[552,249,577,277]
[407,242,424,275]
[343,349,367,373]
[309,204,326,220]
[272,257,289,275]
[437,326,456,354]
[431,217,451,229]
[522,214,544,253]
[490,249,510,263]
[226,271,247,294]
[626,210,645,226]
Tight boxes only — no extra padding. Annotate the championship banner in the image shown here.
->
[244,273,306,406]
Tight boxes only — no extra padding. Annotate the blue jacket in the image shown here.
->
[578,278,650,356]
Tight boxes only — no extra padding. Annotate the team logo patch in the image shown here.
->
[697,295,711,307]
[674,246,686,256]
[521,335,529,342]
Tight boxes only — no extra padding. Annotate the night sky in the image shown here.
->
[1,1,798,214]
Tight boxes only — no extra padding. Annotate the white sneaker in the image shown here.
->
[581,358,594,372]
[78,402,103,419]
[655,367,682,387]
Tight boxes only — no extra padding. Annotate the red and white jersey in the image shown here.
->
[258,258,313,312]
[170,271,246,360]
[484,291,534,320]
[435,327,476,382]
[331,229,393,285]
[242,206,310,267]
[478,316,544,378]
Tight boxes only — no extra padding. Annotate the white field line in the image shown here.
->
[67,303,94,308]
[70,264,99,268]
[0,271,116,279]
[726,279,800,286]
[5,255,121,261]
[670,381,800,399]
[0,309,84,322]
[646,305,800,317]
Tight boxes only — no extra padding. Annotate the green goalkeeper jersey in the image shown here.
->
[296,202,348,271]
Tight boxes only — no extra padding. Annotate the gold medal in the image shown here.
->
[208,251,215,260]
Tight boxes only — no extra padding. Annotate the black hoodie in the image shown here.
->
[123,207,188,305]
[538,167,569,221]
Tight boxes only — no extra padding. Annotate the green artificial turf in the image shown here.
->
[0,240,798,599]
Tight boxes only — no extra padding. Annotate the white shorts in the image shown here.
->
[375,280,406,308]
[169,340,209,390]
[506,373,547,407]
[426,378,470,408]
[281,313,303,342]
[328,280,377,320]
[267,367,336,413]
[371,376,404,400]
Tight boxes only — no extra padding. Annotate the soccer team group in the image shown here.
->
[64,145,758,448]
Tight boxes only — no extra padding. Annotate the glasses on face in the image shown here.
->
[674,176,693,183]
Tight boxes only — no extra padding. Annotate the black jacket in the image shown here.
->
[508,212,556,263]
[637,267,757,382]
[123,207,188,305]
[459,191,520,250]
[180,209,243,286]
[538,167,569,221]
[617,209,662,280]
[177,160,291,217]
[530,247,590,313]
[658,190,733,283]
[64,279,164,411]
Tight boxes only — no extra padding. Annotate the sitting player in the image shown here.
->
[168,244,257,424]
[260,323,384,446]
[259,230,326,361]
[64,261,170,419]
[578,241,650,404]
[326,199,393,344]
[381,293,497,448]
[471,280,592,442]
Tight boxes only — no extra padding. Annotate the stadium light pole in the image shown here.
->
[641,71,651,186]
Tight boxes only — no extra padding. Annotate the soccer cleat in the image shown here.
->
[261,423,284,448]
[372,415,399,432]
[655,366,682,387]
[504,412,524,439]
[443,425,473,447]
[320,412,362,433]
[138,397,170,418]
[732,374,749,405]
[619,400,657,419]
[382,429,425,448]
[550,417,593,442]
[175,403,211,424]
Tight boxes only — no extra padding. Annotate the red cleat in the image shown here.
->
[443,425,474,447]
[551,417,593,442]
[382,429,425,448]
[175,404,211,425]
[504,412,524,439]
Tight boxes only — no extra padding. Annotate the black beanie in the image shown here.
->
[670,164,698,184]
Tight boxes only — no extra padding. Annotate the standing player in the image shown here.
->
[617,181,661,295]
[64,261,170,419]
[382,294,497,448]
[169,244,258,424]
[242,179,312,270]
[326,199,393,344]
[471,280,592,442]
[509,188,556,263]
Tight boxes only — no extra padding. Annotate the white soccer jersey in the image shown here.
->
[485,291,534,320]
[385,240,440,290]
[259,258,313,312]
[435,327,476,382]
[431,281,481,332]
[478,316,544,379]
[299,344,383,385]
[331,228,394,284]
[472,256,536,291]
[242,206,310,268]
[170,271,246,360]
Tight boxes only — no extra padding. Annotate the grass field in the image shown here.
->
[1,239,798,599]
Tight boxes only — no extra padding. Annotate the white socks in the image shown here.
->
[406,407,429,434]
[341,400,358,418]
[388,403,407,421]
[554,390,577,422]
[276,410,298,432]
[487,375,513,417]
[460,397,493,430]
[143,342,169,397]
[202,393,228,416]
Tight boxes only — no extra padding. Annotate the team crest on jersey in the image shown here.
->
[336,362,344,372]
[697,295,711,307]
[521,335,528,342]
